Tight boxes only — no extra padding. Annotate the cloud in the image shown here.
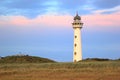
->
[82,11,120,32]
[0,14,72,29]
[0,11,120,33]
[0,0,45,9]
[0,0,92,18]
[1,0,120,18]
[92,6,120,14]
[0,0,52,18]
[93,0,120,9]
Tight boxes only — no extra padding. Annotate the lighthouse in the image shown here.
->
[72,13,83,62]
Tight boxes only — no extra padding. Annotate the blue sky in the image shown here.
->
[0,0,120,62]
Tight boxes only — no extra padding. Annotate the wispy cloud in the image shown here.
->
[0,0,120,18]
[93,6,120,14]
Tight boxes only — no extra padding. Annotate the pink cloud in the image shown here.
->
[10,16,32,26]
[82,12,120,31]
[0,12,120,32]
[0,16,33,27]
[0,15,72,29]
[35,15,72,28]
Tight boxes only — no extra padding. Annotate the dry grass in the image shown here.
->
[0,61,120,80]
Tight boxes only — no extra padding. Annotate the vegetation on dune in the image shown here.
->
[82,58,110,61]
[81,58,120,62]
[0,55,55,63]
[0,54,120,80]
[0,61,120,80]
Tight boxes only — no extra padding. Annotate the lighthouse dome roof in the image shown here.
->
[74,13,81,20]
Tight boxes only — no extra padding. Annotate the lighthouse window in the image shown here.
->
[74,60,76,62]
[75,36,77,38]
[74,44,77,47]
[74,52,77,55]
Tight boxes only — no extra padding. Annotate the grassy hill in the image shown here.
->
[0,55,55,63]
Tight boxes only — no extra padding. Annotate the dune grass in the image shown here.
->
[0,61,120,80]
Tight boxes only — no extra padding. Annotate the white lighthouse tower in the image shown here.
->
[72,13,83,62]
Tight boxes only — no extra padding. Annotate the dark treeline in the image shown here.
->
[82,58,120,61]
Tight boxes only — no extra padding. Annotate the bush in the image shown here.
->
[83,58,110,61]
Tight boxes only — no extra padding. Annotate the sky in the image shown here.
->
[0,0,120,62]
